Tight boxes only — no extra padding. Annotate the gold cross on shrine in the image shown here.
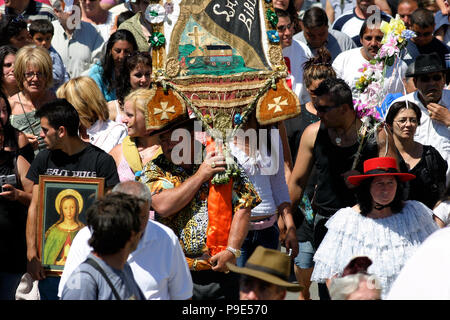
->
[188,26,204,48]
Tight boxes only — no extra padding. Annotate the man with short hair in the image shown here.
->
[397,0,418,29]
[61,193,146,300]
[25,98,120,299]
[332,0,391,46]
[51,0,104,78]
[332,20,407,94]
[288,78,397,299]
[0,0,56,22]
[295,7,356,61]
[227,246,301,300]
[404,8,450,66]
[388,53,450,185]
[58,181,193,300]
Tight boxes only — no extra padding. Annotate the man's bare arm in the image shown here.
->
[26,184,46,280]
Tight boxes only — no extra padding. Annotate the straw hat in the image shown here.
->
[226,246,302,292]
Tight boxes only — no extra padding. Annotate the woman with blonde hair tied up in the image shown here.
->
[56,76,128,153]
[109,88,161,183]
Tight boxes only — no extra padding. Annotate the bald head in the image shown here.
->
[112,181,152,205]
[112,181,152,235]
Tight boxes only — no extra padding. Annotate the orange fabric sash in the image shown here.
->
[205,137,233,257]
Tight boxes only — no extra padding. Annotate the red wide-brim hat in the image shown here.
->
[347,157,416,186]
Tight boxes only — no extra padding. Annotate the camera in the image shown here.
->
[0,174,17,192]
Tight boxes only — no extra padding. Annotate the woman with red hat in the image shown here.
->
[310,156,439,299]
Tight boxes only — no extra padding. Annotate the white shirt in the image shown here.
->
[333,47,407,95]
[91,11,117,43]
[433,200,450,226]
[282,39,312,104]
[389,91,450,186]
[86,119,127,153]
[58,220,193,300]
[51,20,105,78]
[229,131,291,217]
[387,227,450,299]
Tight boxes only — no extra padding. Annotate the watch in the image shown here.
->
[226,246,241,258]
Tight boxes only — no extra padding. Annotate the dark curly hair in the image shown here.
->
[116,51,152,105]
[0,15,28,47]
[87,193,144,255]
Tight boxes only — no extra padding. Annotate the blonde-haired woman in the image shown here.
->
[109,88,161,182]
[56,76,128,153]
[8,45,55,153]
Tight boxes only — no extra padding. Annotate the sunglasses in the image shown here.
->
[414,31,432,37]
[417,74,443,82]
[277,23,293,32]
[314,103,339,113]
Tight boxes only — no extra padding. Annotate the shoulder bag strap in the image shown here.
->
[85,257,122,300]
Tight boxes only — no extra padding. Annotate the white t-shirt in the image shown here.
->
[387,227,450,299]
[58,220,193,300]
[332,47,407,95]
[282,39,312,105]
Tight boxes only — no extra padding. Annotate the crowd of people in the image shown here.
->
[0,0,449,301]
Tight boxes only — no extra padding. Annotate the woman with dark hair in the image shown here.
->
[0,45,19,99]
[107,51,152,122]
[0,15,33,49]
[0,91,33,299]
[385,101,447,209]
[311,157,438,299]
[88,29,138,102]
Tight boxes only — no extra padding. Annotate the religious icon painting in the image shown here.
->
[36,176,105,276]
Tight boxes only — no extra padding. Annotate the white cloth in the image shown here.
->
[86,119,127,153]
[51,20,105,78]
[332,47,407,95]
[311,201,438,299]
[433,200,450,226]
[282,39,312,104]
[386,227,450,299]
[58,220,193,300]
[388,91,450,186]
[229,130,291,217]
[92,11,117,42]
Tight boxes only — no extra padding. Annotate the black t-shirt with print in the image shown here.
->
[26,144,119,187]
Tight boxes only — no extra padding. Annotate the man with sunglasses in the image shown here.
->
[288,78,397,300]
[388,53,450,186]
[403,8,450,66]
[276,8,311,104]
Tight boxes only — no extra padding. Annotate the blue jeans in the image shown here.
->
[294,241,315,269]
[236,223,279,267]
[38,277,60,300]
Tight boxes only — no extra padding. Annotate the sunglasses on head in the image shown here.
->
[417,74,443,82]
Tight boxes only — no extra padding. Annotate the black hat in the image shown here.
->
[405,53,447,77]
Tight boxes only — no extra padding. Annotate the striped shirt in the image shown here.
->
[0,0,56,22]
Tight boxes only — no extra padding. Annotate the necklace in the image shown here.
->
[334,116,357,146]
